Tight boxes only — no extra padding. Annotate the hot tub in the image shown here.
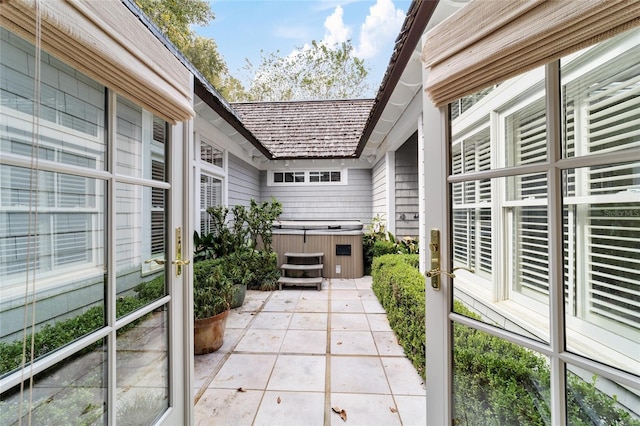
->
[272,220,364,278]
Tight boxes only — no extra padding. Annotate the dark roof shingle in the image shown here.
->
[231,99,374,159]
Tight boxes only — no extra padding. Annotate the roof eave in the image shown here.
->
[194,81,274,159]
[354,0,439,158]
[121,0,274,160]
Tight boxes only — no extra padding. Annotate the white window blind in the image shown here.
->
[422,0,640,107]
[200,174,222,235]
[452,128,492,274]
[562,42,640,333]
[506,97,550,299]
[151,160,165,256]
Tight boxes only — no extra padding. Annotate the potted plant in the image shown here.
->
[193,259,234,355]
[225,249,255,309]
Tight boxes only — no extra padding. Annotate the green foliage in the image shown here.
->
[371,254,425,378]
[245,197,283,252]
[195,198,282,292]
[193,230,216,262]
[0,276,164,375]
[363,214,419,274]
[248,250,280,291]
[134,0,245,100]
[372,254,639,426]
[372,239,398,257]
[242,40,372,101]
[192,259,234,319]
[134,275,165,302]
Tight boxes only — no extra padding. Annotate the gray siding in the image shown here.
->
[395,132,419,238]
[261,168,372,225]
[372,157,387,220]
[228,153,261,207]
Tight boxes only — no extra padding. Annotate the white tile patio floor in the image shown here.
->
[193,276,426,426]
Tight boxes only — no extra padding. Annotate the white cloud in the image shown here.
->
[354,0,405,59]
[322,5,352,46]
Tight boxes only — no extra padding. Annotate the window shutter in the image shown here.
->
[452,129,492,273]
[1,0,194,124]
[200,174,221,235]
[422,0,640,107]
[562,49,640,330]
[150,160,164,255]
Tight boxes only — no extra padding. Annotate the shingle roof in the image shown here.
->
[231,99,374,159]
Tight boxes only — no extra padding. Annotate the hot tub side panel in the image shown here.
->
[272,232,363,279]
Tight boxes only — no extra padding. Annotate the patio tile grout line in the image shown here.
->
[193,291,274,405]
[324,278,332,426]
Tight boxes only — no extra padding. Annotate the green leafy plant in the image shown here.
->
[245,197,282,252]
[371,253,639,426]
[363,214,419,274]
[192,259,234,319]
[0,276,164,376]
[194,198,282,291]
[193,230,216,262]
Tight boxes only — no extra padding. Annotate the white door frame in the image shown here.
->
[421,69,453,425]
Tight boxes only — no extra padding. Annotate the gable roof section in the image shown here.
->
[232,99,374,159]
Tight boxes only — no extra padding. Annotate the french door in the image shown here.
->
[0,29,191,422]
[424,28,640,425]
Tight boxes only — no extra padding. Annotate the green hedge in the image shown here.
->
[371,254,639,425]
[0,275,164,376]
[371,254,424,378]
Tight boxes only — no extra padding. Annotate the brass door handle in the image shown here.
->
[425,266,474,279]
[145,258,166,265]
[172,259,191,266]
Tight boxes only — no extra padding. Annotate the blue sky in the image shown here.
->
[195,0,412,95]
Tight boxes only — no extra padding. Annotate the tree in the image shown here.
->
[242,40,372,101]
[134,0,247,100]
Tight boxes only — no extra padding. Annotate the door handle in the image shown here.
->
[173,227,191,276]
[145,258,166,265]
[425,266,474,279]
[426,229,474,290]
[428,229,441,290]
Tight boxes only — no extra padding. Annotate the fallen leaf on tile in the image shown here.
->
[390,407,397,413]
[237,388,246,393]
[277,396,281,404]
[332,406,347,422]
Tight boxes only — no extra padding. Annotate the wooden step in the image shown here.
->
[278,276,323,291]
[280,263,323,271]
[284,252,324,258]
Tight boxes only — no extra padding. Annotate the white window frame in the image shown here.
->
[448,35,640,369]
[1,111,105,295]
[267,168,348,186]
[194,135,227,236]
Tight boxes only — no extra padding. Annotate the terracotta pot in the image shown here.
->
[194,310,229,355]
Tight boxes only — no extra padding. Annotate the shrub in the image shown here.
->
[363,214,419,274]
[371,254,424,378]
[134,275,165,302]
[372,254,639,426]
[372,240,398,257]
[0,275,164,376]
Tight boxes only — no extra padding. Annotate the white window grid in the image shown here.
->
[449,31,640,362]
[269,169,347,186]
